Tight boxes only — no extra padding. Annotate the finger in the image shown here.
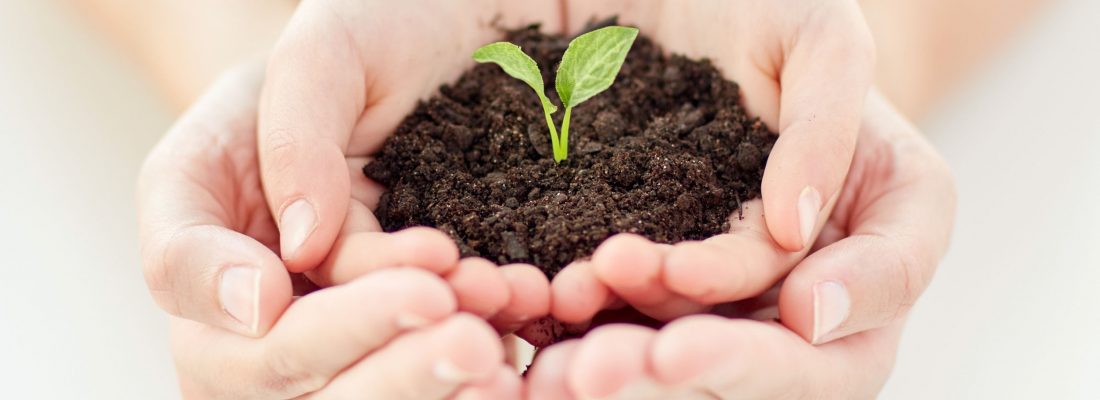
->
[550,261,613,324]
[662,199,800,305]
[447,366,523,400]
[649,315,901,399]
[347,156,385,210]
[590,234,708,320]
[310,314,503,400]
[762,4,876,251]
[309,227,460,286]
[446,258,511,319]
[525,340,581,400]
[172,267,458,399]
[490,263,551,332]
[779,92,956,344]
[258,7,367,272]
[137,63,293,336]
[143,225,293,337]
[566,324,663,399]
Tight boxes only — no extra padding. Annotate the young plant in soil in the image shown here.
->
[364,21,777,278]
[473,26,639,163]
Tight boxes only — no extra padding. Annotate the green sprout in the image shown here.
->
[473,26,639,163]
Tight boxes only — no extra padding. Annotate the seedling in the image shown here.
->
[473,26,639,163]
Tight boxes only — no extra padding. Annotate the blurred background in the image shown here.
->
[0,0,1096,398]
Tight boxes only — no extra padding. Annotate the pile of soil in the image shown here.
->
[364,21,776,278]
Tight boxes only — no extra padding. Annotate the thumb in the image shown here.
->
[778,92,956,344]
[762,4,875,251]
[138,63,293,336]
[258,10,366,272]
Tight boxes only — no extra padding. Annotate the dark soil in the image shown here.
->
[364,21,776,279]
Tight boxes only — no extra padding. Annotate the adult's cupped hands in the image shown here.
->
[136,0,956,398]
[525,90,956,399]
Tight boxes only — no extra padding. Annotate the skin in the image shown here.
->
[71,0,1048,117]
[137,63,525,398]
[549,0,876,330]
[133,0,955,397]
[526,90,957,399]
[259,0,876,340]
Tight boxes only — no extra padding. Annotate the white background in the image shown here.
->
[0,0,1097,398]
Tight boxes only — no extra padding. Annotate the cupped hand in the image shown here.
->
[256,0,567,332]
[551,0,877,326]
[527,91,956,398]
[257,0,555,273]
[137,63,521,398]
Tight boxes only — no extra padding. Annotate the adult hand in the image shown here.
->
[138,63,520,399]
[256,0,556,275]
[551,0,877,323]
[527,90,956,399]
[257,0,562,331]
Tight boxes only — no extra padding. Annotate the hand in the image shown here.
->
[551,0,878,326]
[138,63,521,399]
[255,0,565,332]
[526,90,957,398]
[256,0,554,275]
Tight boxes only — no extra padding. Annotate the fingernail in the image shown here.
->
[395,313,432,330]
[798,186,822,249]
[280,199,317,260]
[811,280,850,344]
[433,359,478,384]
[220,266,261,333]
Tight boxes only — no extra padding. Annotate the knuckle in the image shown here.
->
[260,127,302,177]
[140,231,182,316]
[884,238,933,319]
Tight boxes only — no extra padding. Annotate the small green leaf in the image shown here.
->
[473,42,557,114]
[556,26,639,108]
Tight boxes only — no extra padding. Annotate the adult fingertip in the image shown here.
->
[278,198,318,266]
[157,226,293,337]
[797,186,823,250]
[810,280,851,345]
[218,266,262,335]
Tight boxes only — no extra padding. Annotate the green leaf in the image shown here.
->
[473,42,557,114]
[556,26,639,108]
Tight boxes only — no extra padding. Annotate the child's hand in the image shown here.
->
[527,90,957,399]
[138,63,521,399]
[550,0,877,332]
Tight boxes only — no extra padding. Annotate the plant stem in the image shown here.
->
[544,109,562,162]
[557,106,573,162]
